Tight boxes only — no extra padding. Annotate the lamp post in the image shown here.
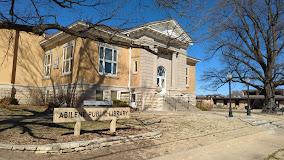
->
[227,73,233,117]
[245,78,251,116]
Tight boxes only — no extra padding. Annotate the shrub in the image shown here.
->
[10,97,19,105]
[196,100,213,111]
[0,97,19,107]
[112,100,129,107]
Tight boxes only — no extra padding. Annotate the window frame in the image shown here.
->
[43,50,52,79]
[98,45,118,76]
[62,42,74,75]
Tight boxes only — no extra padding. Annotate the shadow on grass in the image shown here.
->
[0,108,72,140]
[0,107,136,142]
[61,126,132,136]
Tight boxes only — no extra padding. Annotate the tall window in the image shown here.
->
[44,51,52,78]
[62,42,74,75]
[99,46,117,75]
[157,66,166,88]
[133,60,138,73]
[185,68,189,86]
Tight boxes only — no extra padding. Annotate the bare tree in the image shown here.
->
[231,90,243,98]
[0,0,162,54]
[202,0,284,113]
[156,0,284,113]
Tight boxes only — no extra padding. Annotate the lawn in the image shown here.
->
[0,105,148,145]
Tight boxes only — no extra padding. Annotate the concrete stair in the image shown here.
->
[144,94,199,112]
[164,96,200,112]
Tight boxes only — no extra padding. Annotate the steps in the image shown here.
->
[144,94,199,112]
[164,96,200,112]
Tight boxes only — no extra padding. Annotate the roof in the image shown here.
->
[211,95,284,101]
[40,19,194,53]
[122,19,193,45]
[40,21,132,47]
[187,56,200,63]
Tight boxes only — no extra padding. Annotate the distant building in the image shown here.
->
[197,89,284,110]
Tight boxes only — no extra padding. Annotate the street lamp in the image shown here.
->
[227,73,233,117]
[245,78,251,116]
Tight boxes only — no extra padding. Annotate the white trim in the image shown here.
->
[43,50,52,79]
[40,21,133,47]
[187,56,200,62]
[40,21,88,45]
[157,66,166,94]
[123,19,192,44]
[62,41,75,76]
[98,44,118,76]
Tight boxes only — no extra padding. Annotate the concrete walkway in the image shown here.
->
[152,128,284,160]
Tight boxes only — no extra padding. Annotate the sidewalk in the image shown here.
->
[152,128,284,160]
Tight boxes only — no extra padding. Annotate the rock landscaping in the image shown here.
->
[0,131,161,153]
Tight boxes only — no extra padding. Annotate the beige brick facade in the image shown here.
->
[0,20,198,110]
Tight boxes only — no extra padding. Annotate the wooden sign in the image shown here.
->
[53,107,130,136]
[53,107,130,123]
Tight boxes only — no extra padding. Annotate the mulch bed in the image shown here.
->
[0,105,149,145]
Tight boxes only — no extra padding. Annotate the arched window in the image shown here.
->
[157,66,166,89]
[157,66,165,77]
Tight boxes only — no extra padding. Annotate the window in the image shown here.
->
[111,91,118,100]
[133,60,138,73]
[44,51,52,78]
[185,68,189,86]
[131,93,136,102]
[99,46,117,75]
[96,90,103,101]
[62,42,74,75]
[157,66,166,89]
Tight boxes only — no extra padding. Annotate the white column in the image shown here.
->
[171,52,178,90]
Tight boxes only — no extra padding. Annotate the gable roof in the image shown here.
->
[40,19,193,50]
[122,19,193,45]
[40,21,132,48]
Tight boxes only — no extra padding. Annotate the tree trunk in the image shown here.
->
[262,82,277,113]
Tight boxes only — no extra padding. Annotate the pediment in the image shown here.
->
[123,19,192,45]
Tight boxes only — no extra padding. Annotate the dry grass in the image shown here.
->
[0,105,148,145]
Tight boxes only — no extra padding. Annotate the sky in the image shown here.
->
[37,0,246,95]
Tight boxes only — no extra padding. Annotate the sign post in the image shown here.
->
[110,118,117,133]
[74,121,81,136]
[53,107,130,136]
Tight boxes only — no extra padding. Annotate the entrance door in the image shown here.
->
[157,66,166,94]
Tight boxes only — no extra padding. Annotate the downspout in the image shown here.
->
[128,47,132,104]
[11,30,20,99]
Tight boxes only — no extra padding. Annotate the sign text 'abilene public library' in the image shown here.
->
[53,107,130,123]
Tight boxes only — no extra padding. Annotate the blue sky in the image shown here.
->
[41,0,246,95]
